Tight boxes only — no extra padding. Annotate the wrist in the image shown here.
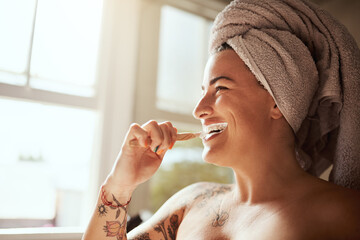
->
[100,185,132,208]
[102,176,135,201]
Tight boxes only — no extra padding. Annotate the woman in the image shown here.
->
[83,0,360,239]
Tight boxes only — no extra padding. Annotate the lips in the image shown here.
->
[202,122,228,140]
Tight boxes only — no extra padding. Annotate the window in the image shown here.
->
[132,3,233,216]
[156,6,210,115]
[0,98,97,227]
[0,0,103,228]
[0,0,102,97]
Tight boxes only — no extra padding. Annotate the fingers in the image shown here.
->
[142,121,176,153]
[158,121,177,153]
[128,123,151,148]
[127,121,177,153]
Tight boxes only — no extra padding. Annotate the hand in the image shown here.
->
[105,120,177,194]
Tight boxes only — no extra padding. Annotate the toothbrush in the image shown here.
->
[129,131,203,147]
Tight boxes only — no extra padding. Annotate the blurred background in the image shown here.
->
[0,0,359,234]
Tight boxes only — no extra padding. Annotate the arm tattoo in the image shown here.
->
[154,219,167,240]
[110,194,128,219]
[131,233,151,240]
[98,203,108,217]
[103,221,126,239]
[153,214,179,240]
[167,215,179,239]
[101,194,128,239]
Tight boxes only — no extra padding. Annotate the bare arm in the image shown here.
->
[82,180,189,240]
[82,120,178,240]
[127,192,187,240]
[82,181,132,240]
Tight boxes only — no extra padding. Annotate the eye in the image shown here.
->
[215,86,229,93]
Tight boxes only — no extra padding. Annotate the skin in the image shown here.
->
[82,49,360,240]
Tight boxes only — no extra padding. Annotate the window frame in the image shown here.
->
[0,227,83,240]
[0,0,99,110]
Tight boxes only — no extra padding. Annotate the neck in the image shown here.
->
[230,143,308,205]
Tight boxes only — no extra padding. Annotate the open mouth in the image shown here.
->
[203,122,228,140]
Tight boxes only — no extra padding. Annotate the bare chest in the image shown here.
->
[176,200,333,240]
[177,209,287,240]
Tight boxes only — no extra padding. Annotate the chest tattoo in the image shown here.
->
[193,185,232,228]
[212,210,229,227]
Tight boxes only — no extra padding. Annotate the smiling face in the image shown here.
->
[193,49,278,167]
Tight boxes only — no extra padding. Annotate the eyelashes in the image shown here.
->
[215,86,229,93]
[200,85,229,97]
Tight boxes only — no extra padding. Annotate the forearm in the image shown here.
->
[82,183,133,240]
[83,121,178,239]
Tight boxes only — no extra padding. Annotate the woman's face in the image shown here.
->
[193,49,275,166]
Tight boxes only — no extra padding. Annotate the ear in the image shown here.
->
[270,104,283,120]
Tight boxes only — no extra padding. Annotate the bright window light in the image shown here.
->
[156,6,212,115]
[30,0,103,97]
[0,0,36,85]
[0,0,103,96]
[0,97,97,227]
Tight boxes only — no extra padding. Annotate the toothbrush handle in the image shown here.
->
[129,132,201,146]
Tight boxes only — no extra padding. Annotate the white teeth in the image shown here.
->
[202,123,228,140]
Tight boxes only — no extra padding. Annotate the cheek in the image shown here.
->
[219,96,270,137]
[215,96,249,121]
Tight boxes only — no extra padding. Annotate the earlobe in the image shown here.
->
[271,104,283,119]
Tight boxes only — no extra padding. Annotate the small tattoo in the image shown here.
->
[132,233,151,240]
[109,194,127,219]
[98,204,108,217]
[103,221,125,239]
[212,211,229,227]
[195,185,232,200]
[194,185,231,208]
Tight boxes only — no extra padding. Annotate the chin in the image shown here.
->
[202,146,229,167]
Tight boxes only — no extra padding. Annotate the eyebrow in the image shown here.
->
[201,76,234,90]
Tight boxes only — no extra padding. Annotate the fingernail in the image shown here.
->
[169,142,175,150]
[154,146,159,153]
[157,149,164,155]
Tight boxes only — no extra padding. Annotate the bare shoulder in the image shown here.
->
[185,182,233,206]
[127,182,232,239]
[311,182,360,238]
[162,181,232,205]
[164,181,233,209]
[317,183,360,215]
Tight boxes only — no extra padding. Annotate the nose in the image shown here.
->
[192,93,214,120]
